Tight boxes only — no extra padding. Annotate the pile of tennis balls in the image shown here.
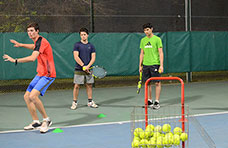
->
[132,124,188,148]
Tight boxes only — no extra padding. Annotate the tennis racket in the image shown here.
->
[137,71,142,94]
[85,66,107,79]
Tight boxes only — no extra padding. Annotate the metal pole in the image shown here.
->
[185,0,192,82]
[90,0,94,32]
[185,0,192,31]
[189,0,192,31]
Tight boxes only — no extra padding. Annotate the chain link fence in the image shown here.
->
[1,0,228,33]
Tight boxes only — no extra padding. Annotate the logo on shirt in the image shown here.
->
[145,42,152,48]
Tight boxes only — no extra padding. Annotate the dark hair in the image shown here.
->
[143,23,153,29]
[79,27,89,35]
[27,22,39,31]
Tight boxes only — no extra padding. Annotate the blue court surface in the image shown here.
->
[0,112,228,148]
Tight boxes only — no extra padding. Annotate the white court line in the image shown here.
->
[1,111,228,134]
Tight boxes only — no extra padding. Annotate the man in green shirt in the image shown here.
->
[139,23,164,109]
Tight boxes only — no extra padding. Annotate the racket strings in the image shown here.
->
[91,67,106,78]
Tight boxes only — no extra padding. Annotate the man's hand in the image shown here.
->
[3,54,15,63]
[139,65,143,73]
[82,65,90,73]
[10,39,22,47]
[159,66,164,73]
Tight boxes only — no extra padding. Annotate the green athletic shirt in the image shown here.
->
[140,35,163,66]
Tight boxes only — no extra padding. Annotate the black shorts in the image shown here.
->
[142,65,161,83]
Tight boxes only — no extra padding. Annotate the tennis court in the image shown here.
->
[1,81,228,148]
[1,1,228,148]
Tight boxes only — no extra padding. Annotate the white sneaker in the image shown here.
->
[40,120,52,133]
[88,100,98,108]
[71,101,77,110]
[153,101,160,110]
[148,100,154,108]
[24,122,41,130]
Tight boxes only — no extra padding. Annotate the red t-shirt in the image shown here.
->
[34,36,56,78]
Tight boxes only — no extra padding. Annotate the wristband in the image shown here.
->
[15,59,18,66]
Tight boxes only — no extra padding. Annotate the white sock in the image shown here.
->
[43,117,50,122]
[155,100,159,103]
[33,120,40,124]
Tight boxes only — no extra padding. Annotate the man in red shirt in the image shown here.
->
[3,22,56,133]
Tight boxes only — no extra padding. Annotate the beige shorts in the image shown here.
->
[73,72,94,84]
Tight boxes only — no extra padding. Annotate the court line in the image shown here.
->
[1,111,228,134]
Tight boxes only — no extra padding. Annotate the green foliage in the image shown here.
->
[0,1,37,32]
[0,0,110,32]
[0,15,30,32]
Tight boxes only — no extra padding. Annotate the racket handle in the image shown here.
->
[139,72,142,80]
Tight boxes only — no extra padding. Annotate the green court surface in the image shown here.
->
[0,81,228,132]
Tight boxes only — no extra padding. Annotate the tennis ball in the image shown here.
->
[150,137,156,142]
[145,125,154,137]
[133,136,141,142]
[159,69,161,73]
[162,136,169,145]
[160,133,165,137]
[146,124,155,131]
[145,130,153,138]
[164,133,174,145]
[149,138,156,148]
[82,66,86,70]
[166,132,174,138]
[180,132,188,141]
[173,127,182,135]
[134,128,144,137]
[132,140,140,148]
[140,139,149,148]
[154,125,162,133]
[163,136,172,147]
[162,124,171,133]
[156,137,164,148]
[139,131,147,139]
[153,132,161,139]
[173,134,181,145]
[157,136,163,142]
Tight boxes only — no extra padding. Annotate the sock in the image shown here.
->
[148,99,153,103]
[74,100,78,103]
[43,117,50,122]
[155,100,159,103]
[88,99,92,102]
[33,120,40,124]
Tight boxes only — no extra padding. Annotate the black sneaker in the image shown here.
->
[153,101,160,110]
[148,100,154,108]
[24,122,41,130]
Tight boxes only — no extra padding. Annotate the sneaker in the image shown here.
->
[153,101,160,110]
[148,100,154,108]
[40,120,52,133]
[71,101,78,110]
[24,122,41,130]
[88,100,98,108]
